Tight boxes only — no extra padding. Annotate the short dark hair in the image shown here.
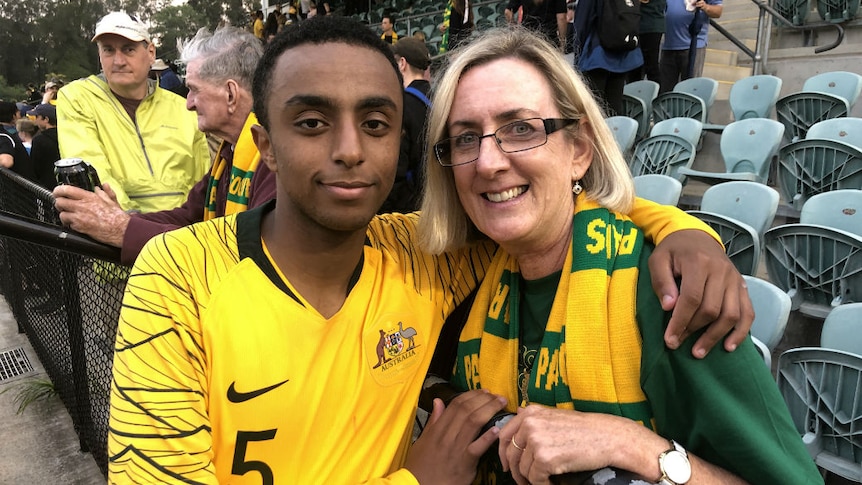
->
[0,101,18,123]
[252,16,402,131]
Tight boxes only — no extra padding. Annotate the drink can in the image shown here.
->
[54,158,102,191]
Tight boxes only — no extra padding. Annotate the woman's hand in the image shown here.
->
[497,406,668,485]
[405,390,507,484]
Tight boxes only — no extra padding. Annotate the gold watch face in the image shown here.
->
[662,450,692,484]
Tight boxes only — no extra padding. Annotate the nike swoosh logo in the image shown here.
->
[227,379,290,403]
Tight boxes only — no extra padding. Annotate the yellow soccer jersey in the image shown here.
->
[107,201,494,484]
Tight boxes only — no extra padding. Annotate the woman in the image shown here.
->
[418,27,822,485]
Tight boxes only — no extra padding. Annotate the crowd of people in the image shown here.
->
[0,5,824,485]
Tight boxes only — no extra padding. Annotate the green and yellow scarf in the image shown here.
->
[452,196,653,423]
[203,113,261,221]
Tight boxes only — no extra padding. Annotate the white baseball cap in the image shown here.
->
[92,12,151,43]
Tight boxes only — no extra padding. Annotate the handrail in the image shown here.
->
[0,211,122,262]
[711,0,845,75]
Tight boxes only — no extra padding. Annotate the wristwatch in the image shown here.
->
[658,440,691,485]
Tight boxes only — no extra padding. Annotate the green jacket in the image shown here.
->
[57,75,209,213]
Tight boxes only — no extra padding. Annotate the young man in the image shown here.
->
[53,26,275,265]
[380,37,431,213]
[381,14,399,44]
[57,12,209,213]
[107,16,753,484]
[28,103,60,189]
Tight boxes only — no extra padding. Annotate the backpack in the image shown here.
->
[597,0,641,52]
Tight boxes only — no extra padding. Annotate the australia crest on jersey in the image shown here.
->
[367,316,423,383]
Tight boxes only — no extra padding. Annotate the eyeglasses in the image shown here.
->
[434,117,580,167]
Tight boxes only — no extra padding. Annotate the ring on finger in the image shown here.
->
[511,436,525,451]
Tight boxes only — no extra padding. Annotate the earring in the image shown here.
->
[572,180,583,195]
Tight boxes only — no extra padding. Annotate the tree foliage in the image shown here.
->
[0,0,257,102]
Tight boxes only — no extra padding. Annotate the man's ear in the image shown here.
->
[225,80,239,114]
[251,124,277,172]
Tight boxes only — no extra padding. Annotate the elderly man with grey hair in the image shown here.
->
[53,26,276,265]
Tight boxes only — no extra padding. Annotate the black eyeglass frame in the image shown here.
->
[433,117,580,167]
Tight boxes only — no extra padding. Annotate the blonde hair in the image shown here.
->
[418,27,635,254]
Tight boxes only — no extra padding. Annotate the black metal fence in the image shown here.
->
[0,168,125,476]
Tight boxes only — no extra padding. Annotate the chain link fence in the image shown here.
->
[0,167,125,476]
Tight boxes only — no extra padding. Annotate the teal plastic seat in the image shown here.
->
[649,118,703,147]
[807,117,862,148]
[700,181,780,238]
[677,118,785,186]
[800,189,862,236]
[817,0,861,23]
[803,71,862,110]
[744,275,792,352]
[687,182,779,275]
[774,0,811,25]
[820,303,862,355]
[777,347,862,481]
[623,80,659,141]
[605,116,639,156]
[652,77,718,126]
[731,75,784,121]
[688,212,761,275]
[776,138,862,211]
[633,174,683,206]
[776,92,849,143]
[764,190,862,319]
[629,134,697,182]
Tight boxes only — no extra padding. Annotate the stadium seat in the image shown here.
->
[776,72,862,143]
[629,134,697,182]
[677,118,785,186]
[633,174,683,206]
[764,190,862,319]
[774,0,811,25]
[606,116,639,156]
[806,117,862,148]
[777,347,862,482]
[817,0,861,23]
[744,275,792,352]
[687,182,779,275]
[776,138,862,211]
[652,77,718,126]
[649,118,703,148]
[820,303,862,355]
[622,80,659,141]
[704,75,783,133]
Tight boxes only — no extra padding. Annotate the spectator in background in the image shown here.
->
[26,84,43,104]
[264,8,280,41]
[412,29,427,42]
[574,0,643,115]
[42,80,60,105]
[380,37,432,213]
[660,0,722,92]
[564,0,576,55]
[0,101,37,181]
[505,0,567,49]
[630,0,666,84]
[439,0,474,52]
[56,11,209,213]
[253,10,265,41]
[150,58,185,95]
[15,118,39,154]
[381,14,399,44]
[53,26,274,266]
[29,103,60,190]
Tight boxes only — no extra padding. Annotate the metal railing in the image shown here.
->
[0,167,125,477]
[711,0,845,75]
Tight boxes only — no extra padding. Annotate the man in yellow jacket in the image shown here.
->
[57,11,209,213]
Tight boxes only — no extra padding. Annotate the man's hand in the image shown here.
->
[53,183,130,247]
[649,229,754,358]
[405,390,507,484]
